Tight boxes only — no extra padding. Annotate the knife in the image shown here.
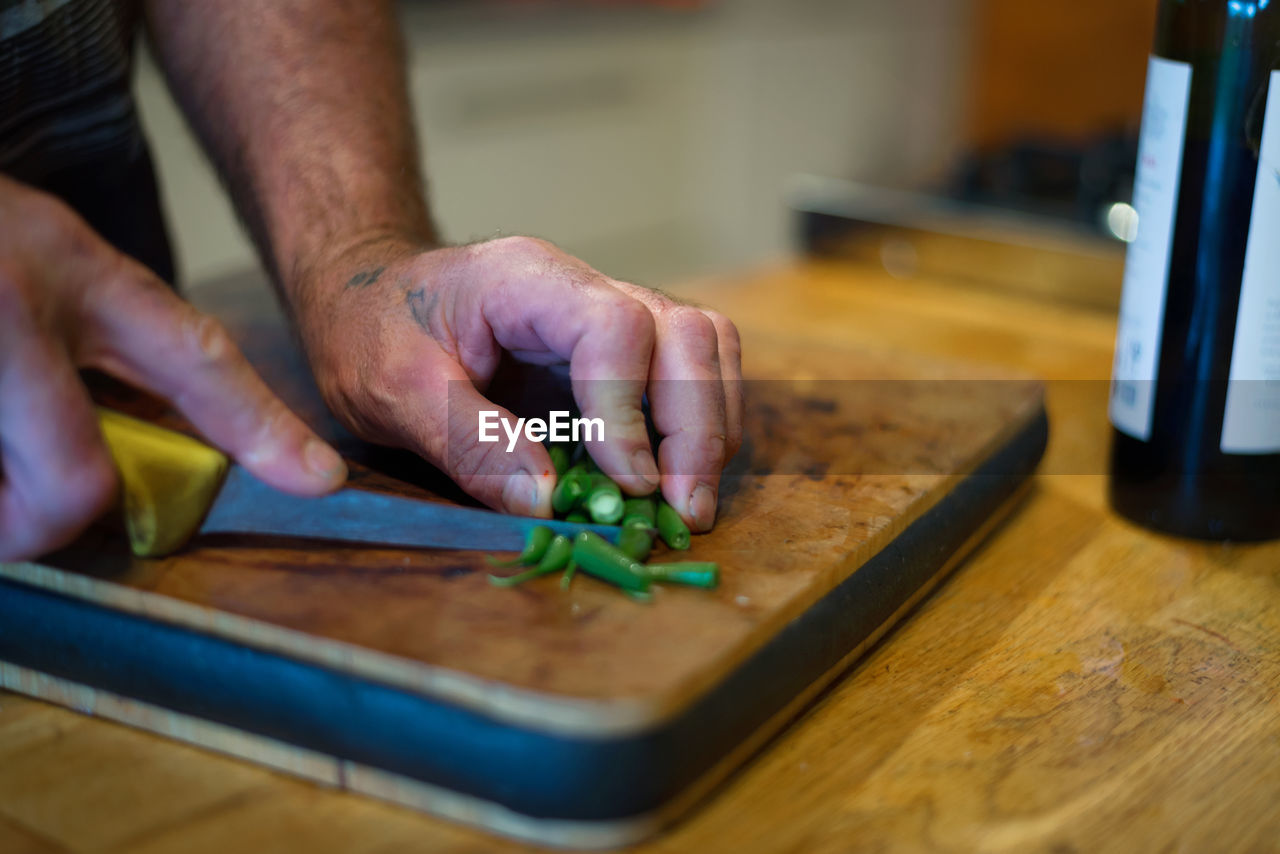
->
[96,408,618,558]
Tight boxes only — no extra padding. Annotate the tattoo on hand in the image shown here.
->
[406,286,439,335]
[345,266,386,289]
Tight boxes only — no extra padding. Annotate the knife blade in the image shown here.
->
[96,408,618,557]
[200,466,619,552]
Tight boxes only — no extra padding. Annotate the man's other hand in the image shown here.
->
[0,175,346,560]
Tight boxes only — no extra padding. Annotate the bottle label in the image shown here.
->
[1110,56,1193,441]
[1221,70,1280,455]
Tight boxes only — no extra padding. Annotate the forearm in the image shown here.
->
[143,0,438,302]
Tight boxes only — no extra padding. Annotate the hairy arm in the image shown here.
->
[142,0,438,297]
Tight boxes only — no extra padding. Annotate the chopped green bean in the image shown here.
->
[537,534,575,570]
[564,510,590,524]
[548,444,572,477]
[488,534,573,586]
[617,525,654,562]
[486,525,554,568]
[641,561,718,588]
[656,500,691,550]
[487,562,556,587]
[571,532,651,592]
[621,496,657,529]
[560,560,578,590]
[552,465,592,514]
[584,474,624,525]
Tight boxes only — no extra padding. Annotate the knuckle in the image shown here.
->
[704,309,739,339]
[488,234,554,258]
[183,313,236,370]
[598,295,656,340]
[610,404,650,438]
[363,352,417,409]
[319,361,364,413]
[667,305,718,345]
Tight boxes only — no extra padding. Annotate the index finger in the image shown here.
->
[78,257,347,496]
[475,247,660,496]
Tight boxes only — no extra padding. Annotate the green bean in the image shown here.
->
[584,474,624,525]
[486,525,554,568]
[571,532,651,592]
[552,465,592,514]
[621,496,657,530]
[641,561,719,588]
[564,510,590,524]
[560,560,578,590]
[548,444,572,477]
[656,500,691,550]
[488,534,573,586]
[617,525,654,562]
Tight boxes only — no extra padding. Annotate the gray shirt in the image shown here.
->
[1,0,142,182]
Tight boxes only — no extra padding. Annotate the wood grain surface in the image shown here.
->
[3,257,1278,853]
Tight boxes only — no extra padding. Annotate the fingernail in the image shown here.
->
[631,449,660,490]
[304,439,346,482]
[689,483,717,531]
[503,471,541,515]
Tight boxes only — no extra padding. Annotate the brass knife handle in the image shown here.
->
[96,409,230,557]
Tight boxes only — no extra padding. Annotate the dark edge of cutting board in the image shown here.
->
[0,407,1047,827]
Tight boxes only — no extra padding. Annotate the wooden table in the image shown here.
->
[4,258,1278,853]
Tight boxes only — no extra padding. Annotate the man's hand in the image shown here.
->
[141,0,743,530]
[293,235,743,531]
[0,175,347,560]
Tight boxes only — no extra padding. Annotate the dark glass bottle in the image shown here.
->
[1109,0,1280,540]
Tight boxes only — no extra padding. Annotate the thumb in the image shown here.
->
[442,378,556,517]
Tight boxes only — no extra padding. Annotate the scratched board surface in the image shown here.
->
[0,271,1045,844]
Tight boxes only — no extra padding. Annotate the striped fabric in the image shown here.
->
[0,0,143,183]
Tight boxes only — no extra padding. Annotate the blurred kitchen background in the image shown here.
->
[135,0,1155,289]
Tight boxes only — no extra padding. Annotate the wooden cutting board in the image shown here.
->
[0,272,1047,849]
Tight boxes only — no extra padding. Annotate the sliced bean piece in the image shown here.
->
[642,561,719,588]
[621,496,657,530]
[571,532,650,592]
[618,525,654,562]
[548,444,572,477]
[584,474,624,525]
[560,560,578,590]
[552,465,592,514]
[656,500,691,550]
[489,534,573,586]
[486,525,554,568]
